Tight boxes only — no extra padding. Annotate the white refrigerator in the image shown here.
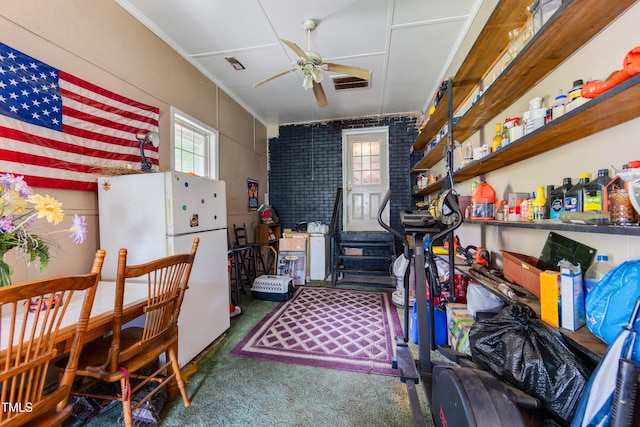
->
[97,171,230,366]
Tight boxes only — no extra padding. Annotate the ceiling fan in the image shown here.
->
[253,19,372,108]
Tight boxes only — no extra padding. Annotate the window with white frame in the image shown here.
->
[171,107,219,179]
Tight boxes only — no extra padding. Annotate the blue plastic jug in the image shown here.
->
[410,301,447,345]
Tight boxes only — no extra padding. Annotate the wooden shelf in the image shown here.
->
[413,73,640,196]
[411,139,447,173]
[256,223,281,246]
[413,0,531,152]
[411,0,638,169]
[453,263,607,360]
[461,217,640,237]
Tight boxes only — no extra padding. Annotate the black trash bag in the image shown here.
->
[468,303,589,426]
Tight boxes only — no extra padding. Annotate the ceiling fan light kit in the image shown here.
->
[253,18,371,108]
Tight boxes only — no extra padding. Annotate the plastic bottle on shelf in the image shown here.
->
[568,79,584,102]
[520,197,529,221]
[566,79,584,113]
[584,255,613,296]
[522,110,532,135]
[527,191,535,220]
[528,97,546,131]
[564,174,590,213]
[550,177,573,219]
[533,186,546,220]
[492,123,503,152]
[584,168,611,212]
[495,200,505,221]
[552,90,567,120]
[470,182,496,220]
[501,118,511,147]
[470,180,479,195]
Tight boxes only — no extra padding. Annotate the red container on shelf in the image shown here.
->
[470,182,496,220]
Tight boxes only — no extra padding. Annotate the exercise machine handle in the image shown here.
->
[377,189,409,260]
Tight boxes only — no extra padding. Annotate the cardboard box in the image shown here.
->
[446,303,474,355]
[560,263,585,331]
[282,232,310,280]
[508,192,530,208]
[277,250,307,286]
[539,270,560,327]
[279,237,306,251]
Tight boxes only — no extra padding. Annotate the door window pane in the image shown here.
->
[353,171,362,185]
[352,157,362,171]
[362,170,371,185]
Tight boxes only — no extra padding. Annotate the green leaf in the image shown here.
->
[24,236,50,271]
[0,260,13,287]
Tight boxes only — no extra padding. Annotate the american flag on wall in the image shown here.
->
[0,41,159,191]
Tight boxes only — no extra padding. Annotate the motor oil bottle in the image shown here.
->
[584,168,611,212]
[564,174,591,213]
[550,178,572,219]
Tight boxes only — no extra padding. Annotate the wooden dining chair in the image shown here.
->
[64,238,199,427]
[0,249,105,427]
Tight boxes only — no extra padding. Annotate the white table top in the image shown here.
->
[2,280,148,351]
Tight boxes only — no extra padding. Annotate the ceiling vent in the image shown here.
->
[331,75,370,91]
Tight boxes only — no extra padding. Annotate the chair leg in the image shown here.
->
[121,376,134,427]
[254,246,268,277]
[234,251,248,297]
[168,344,190,407]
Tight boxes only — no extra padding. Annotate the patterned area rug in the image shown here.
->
[230,286,402,376]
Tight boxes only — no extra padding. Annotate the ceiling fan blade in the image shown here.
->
[324,63,371,81]
[253,68,297,87]
[281,39,308,60]
[313,81,328,108]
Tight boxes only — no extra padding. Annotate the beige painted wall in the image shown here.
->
[431,2,640,268]
[1,0,266,282]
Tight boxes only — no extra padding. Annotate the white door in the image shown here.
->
[343,128,389,231]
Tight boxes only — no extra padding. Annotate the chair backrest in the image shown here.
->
[0,249,105,426]
[106,238,199,373]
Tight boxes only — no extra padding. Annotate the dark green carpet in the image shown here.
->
[84,283,434,426]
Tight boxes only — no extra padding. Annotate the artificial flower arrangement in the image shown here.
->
[0,173,87,287]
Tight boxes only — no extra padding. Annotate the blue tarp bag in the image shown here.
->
[585,259,640,357]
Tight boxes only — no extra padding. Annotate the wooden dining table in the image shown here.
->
[1,280,148,354]
[58,280,149,353]
[2,279,189,400]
